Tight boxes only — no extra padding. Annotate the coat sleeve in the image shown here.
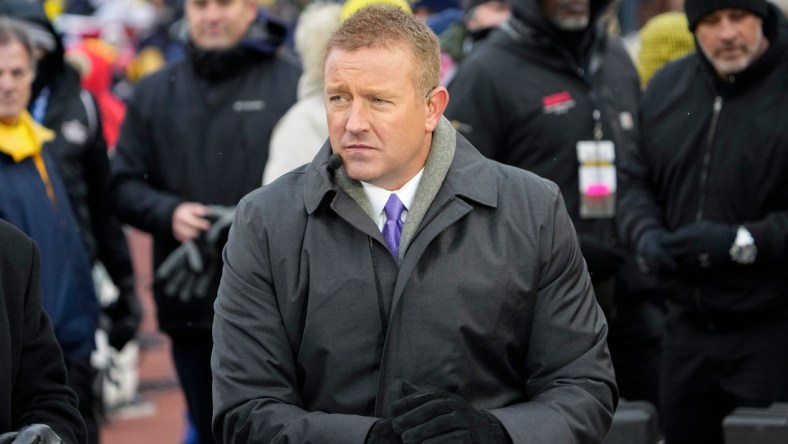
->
[212,195,377,444]
[744,211,788,263]
[616,101,668,249]
[488,185,618,444]
[109,82,182,239]
[10,235,87,443]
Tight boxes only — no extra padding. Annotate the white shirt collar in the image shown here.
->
[361,169,424,230]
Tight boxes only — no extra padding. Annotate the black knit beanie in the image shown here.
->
[685,0,769,31]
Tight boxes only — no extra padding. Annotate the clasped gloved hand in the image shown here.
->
[155,206,235,302]
[662,221,736,269]
[365,419,401,444]
[387,382,511,444]
[103,278,142,351]
[0,424,63,444]
[636,229,678,275]
[578,235,627,280]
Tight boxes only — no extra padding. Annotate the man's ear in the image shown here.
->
[425,86,449,132]
[245,0,258,26]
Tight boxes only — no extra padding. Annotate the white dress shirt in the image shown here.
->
[361,169,424,231]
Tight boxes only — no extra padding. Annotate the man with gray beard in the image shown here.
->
[618,0,788,442]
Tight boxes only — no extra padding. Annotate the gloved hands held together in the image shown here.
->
[366,382,510,444]
[662,221,736,269]
[636,229,677,275]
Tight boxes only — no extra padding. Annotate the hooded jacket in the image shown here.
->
[213,118,616,443]
[618,5,788,328]
[445,0,647,310]
[110,12,300,333]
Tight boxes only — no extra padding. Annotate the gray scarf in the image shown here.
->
[334,117,457,262]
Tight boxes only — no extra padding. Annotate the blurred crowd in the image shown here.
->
[1,0,787,443]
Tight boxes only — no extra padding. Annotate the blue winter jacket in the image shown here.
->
[0,149,98,359]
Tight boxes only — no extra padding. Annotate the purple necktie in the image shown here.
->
[382,194,405,259]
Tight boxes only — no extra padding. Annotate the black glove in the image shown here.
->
[390,383,510,444]
[103,280,142,351]
[155,206,234,302]
[203,205,235,253]
[188,206,234,299]
[155,240,205,302]
[365,419,401,444]
[662,221,736,269]
[636,229,677,275]
[0,424,63,444]
[578,236,626,280]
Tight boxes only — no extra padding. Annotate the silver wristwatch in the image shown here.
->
[729,226,757,264]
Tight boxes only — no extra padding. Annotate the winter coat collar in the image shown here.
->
[0,110,54,162]
[187,10,289,82]
[303,117,498,221]
[511,0,612,35]
[500,1,610,77]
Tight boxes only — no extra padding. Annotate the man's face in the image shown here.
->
[324,46,443,191]
[540,0,590,31]
[185,0,257,50]
[695,8,768,77]
[0,40,34,126]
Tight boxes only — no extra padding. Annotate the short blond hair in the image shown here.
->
[326,5,440,96]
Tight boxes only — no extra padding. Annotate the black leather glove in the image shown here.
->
[365,419,401,444]
[636,229,677,274]
[155,240,205,302]
[662,221,736,269]
[189,206,233,299]
[0,424,63,444]
[155,206,234,302]
[103,279,142,351]
[390,383,510,444]
[204,205,235,253]
[578,235,626,280]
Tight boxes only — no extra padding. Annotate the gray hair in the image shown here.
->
[0,17,37,70]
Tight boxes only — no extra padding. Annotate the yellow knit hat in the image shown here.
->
[637,12,695,88]
[341,0,413,22]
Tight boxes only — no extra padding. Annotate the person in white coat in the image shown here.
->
[262,2,341,185]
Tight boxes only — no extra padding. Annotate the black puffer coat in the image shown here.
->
[445,0,648,311]
[618,5,788,328]
[110,17,300,333]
